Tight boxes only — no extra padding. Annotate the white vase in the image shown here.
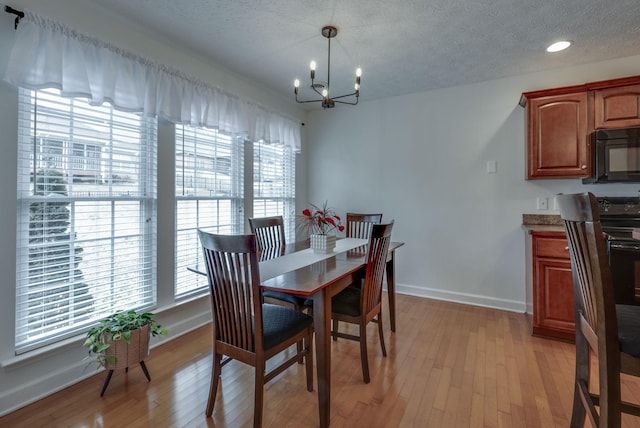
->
[310,234,336,254]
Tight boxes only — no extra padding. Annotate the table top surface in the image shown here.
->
[260,240,404,296]
[190,239,404,297]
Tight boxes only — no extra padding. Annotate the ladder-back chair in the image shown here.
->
[346,212,383,239]
[248,215,310,313]
[331,221,394,383]
[557,192,640,427]
[198,230,314,427]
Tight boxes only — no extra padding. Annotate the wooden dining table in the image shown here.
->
[191,237,404,427]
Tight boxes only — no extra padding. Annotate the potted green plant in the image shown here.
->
[83,310,168,396]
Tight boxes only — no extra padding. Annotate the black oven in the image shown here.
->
[607,239,640,304]
[598,196,640,305]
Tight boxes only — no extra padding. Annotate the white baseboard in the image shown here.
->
[0,359,98,417]
[394,283,526,313]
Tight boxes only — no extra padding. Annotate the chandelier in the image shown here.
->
[293,26,361,109]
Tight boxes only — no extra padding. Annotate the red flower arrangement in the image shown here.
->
[298,201,345,235]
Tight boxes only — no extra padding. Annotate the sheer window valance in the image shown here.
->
[3,11,301,152]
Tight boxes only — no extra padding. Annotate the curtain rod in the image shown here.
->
[4,5,24,29]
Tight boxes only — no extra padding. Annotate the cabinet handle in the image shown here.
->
[565,246,569,250]
[581,165,587,170]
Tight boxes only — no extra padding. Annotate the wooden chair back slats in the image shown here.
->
[259,245,286,261]
[255,227,281,249]
[199,231,262,353]
[559,194,616,342]
[248,216,286,250]
[563,220,600,333]
[362,223,393,316]
[346,213,383,239]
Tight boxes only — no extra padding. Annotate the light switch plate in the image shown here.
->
[486,160,497,174]
[537,197,548,210]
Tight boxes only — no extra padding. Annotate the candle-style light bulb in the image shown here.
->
[294,79,300,94]
[310,61,316,80]
[322,89,328,98]
[355,68,361,85]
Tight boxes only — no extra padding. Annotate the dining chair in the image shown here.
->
[198,230,314,427]
[346,212,383,239]
[248,215,286,250]
[248,215,311,313]
[344,213,383,294]
[331,221,394,383]
[557,192,640,427]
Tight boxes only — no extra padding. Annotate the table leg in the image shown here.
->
[313,289,331,427]
[386,254,397,332]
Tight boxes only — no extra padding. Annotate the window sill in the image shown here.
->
[2,293,210,368]
[1,334,85,368]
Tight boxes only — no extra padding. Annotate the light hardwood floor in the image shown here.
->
[3,294,640,427]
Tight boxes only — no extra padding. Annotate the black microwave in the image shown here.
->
[583,127,640,183]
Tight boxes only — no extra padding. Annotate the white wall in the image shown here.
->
[305,55,640,311]
[0,0,307,416]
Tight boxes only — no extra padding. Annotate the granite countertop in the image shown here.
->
[521,214,564,233]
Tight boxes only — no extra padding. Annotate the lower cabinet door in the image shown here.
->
[533,256,575,341]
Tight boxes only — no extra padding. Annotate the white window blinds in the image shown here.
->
[253,141,296,242]
[175,125,244,297]
[15,88,157,353]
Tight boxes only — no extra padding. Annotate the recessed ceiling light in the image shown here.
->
[546,40,572,53]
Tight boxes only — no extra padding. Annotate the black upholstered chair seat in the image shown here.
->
[262,304,313,350]
[331,286,362,317]
[262,289,309,308]
[616,304,640,358]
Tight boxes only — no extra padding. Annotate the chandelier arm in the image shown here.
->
[334,99,359,106]
[294,94,324,104]
[331,91,359,101]
[309,75,322,97]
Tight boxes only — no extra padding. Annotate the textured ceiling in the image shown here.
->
[82,0,640,110]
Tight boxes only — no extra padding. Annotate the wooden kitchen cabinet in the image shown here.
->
[521,75,640,180]
[526,230,575,341]
[593,83,640,129]
[524,91,590,179]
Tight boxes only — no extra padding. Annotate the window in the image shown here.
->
[253,141,296,241]
[175,125,244,297]
[15,88,157,353]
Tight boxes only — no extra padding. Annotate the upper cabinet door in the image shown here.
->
[594,84,640,129]
[527,92,590,179]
